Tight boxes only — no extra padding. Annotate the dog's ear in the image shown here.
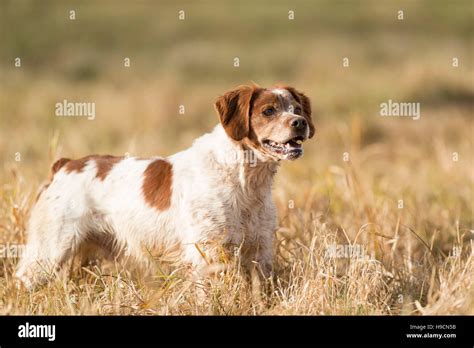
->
[282,86,315,139]
[215,85,258,141]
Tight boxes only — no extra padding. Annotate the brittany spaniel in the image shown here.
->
[15,84,314,288]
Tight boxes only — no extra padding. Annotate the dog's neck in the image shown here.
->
[198,125,280,191]
[238,147,279,190]
[239,138,279,189]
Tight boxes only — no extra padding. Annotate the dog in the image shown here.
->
[15,84,314,288]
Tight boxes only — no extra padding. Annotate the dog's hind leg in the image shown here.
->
[15,197,86,289]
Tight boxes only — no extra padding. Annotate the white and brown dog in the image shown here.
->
[15,84,314,288]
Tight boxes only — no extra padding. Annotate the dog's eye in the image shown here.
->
[263,107,275,116]
[294,107,302,115]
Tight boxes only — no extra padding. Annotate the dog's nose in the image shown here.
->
[290,117,307,130]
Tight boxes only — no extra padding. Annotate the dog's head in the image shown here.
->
[215,84,315,161]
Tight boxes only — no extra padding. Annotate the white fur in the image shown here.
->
[16,125,278,288]
[272,88,290,96]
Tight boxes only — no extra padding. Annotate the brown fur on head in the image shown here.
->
[215,84,315,161]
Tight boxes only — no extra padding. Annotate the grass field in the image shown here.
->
[0,0,473,315]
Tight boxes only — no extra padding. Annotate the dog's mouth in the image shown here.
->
[262,135,306,160]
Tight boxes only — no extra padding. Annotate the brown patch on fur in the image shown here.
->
[94,155,123,180]
[63,155,123,180]
[64,156,93,174]
[215,85,262,141]
[142,159,173,211]
[50,158,71,179]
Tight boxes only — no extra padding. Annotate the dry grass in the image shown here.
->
[1,133,472,315]
[0,0,473,315]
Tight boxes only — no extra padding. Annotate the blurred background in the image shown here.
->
[0,0,472,263]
